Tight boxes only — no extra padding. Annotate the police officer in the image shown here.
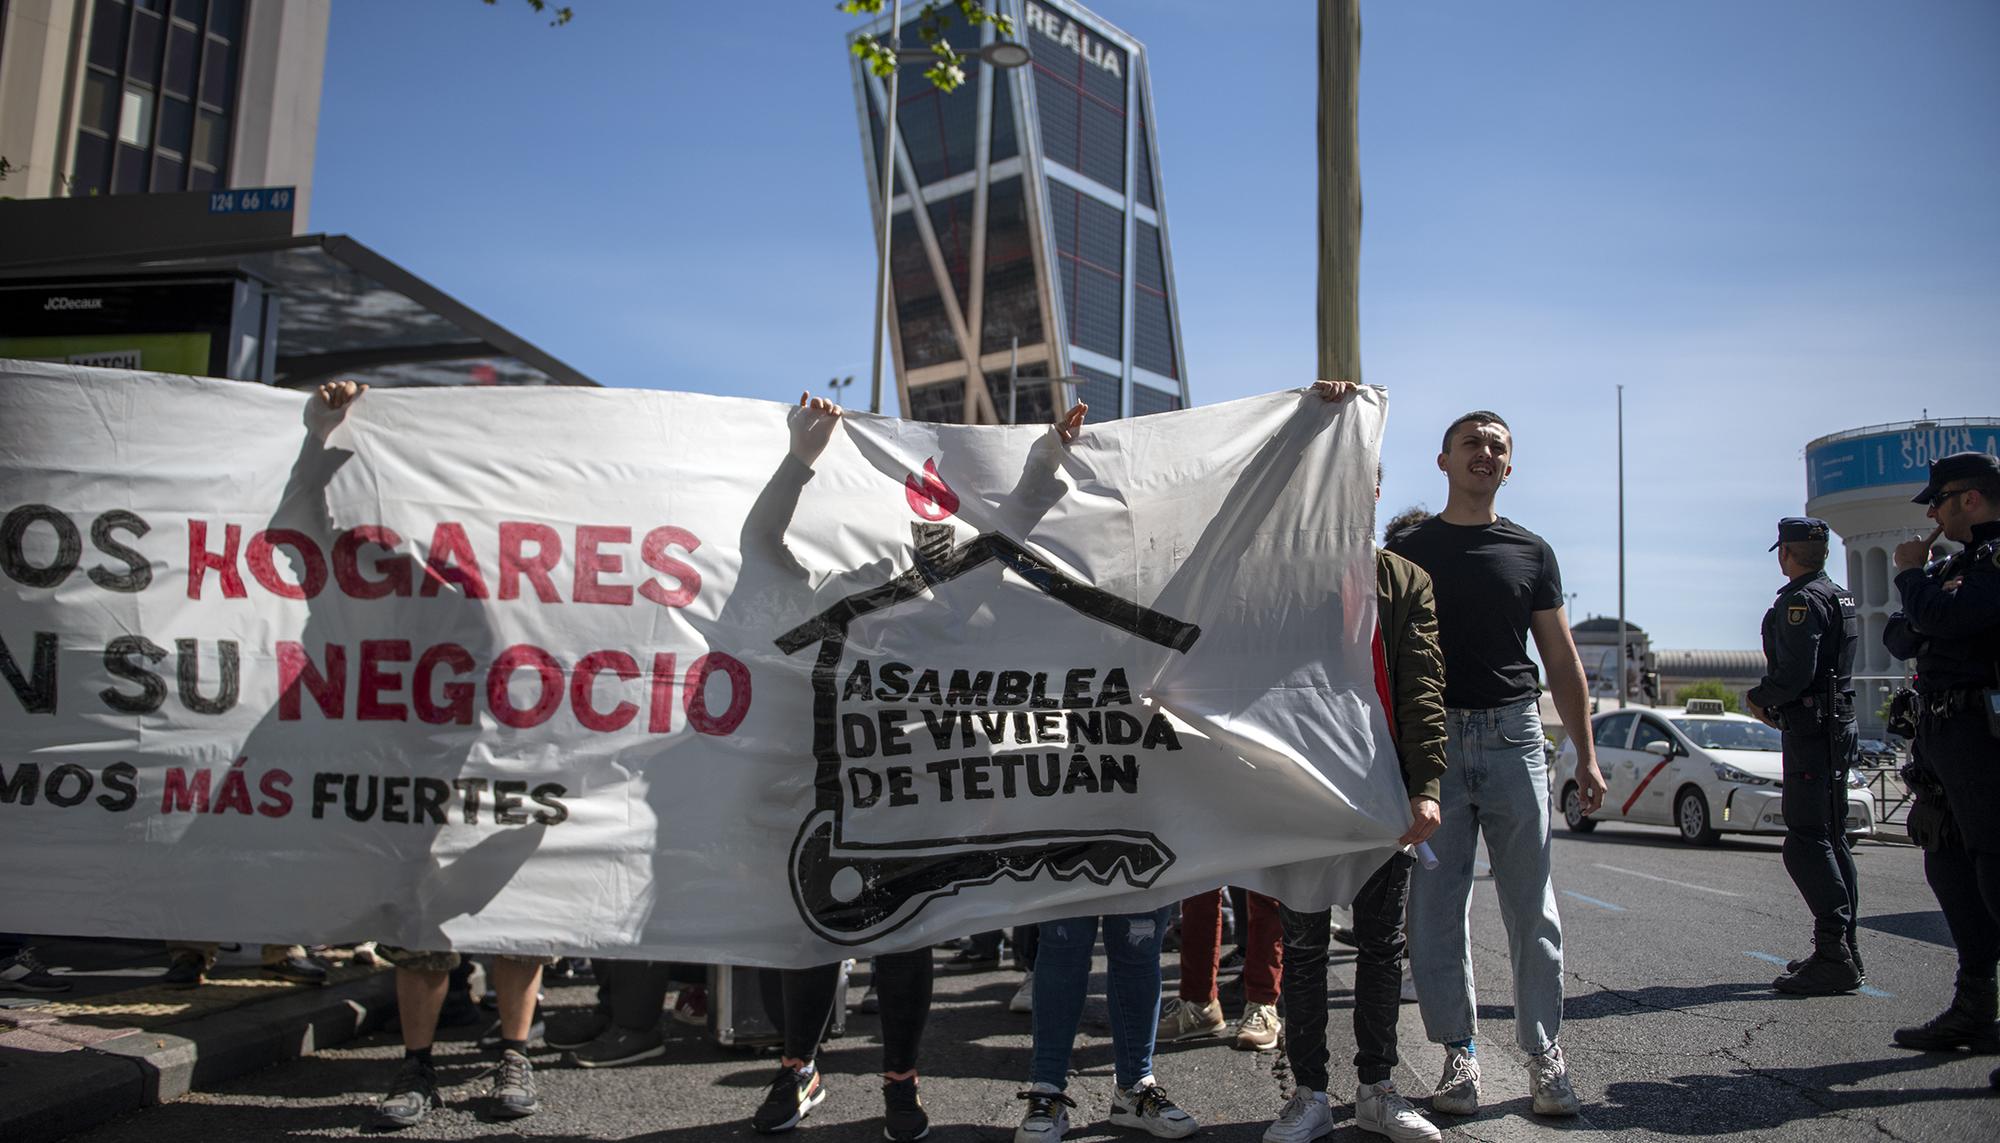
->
[1882,452,2000,1088]
[1746,516,1863,995]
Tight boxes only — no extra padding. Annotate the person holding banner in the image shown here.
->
[1387,408,1605,1120]
[752,952,935,1138]
[1014,906,1198,1142]
[1268,396,1447,1143]
[1160,887,1284,1050]
[744,395,938,1142]
[310,380,553,1129]
[1003,406,1197,1143]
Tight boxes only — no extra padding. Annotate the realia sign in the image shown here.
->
[1025,1,1124,78]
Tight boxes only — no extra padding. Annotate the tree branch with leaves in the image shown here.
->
[480,0,574,27]
[840,0,1014,94]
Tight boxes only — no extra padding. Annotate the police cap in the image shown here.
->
[1910,451,2000,505]
[1769,516,1831,551]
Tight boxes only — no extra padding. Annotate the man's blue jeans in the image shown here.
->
[1407,699,1566,1055]
[1030,907,1171,1091]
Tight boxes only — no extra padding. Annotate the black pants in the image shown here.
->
[1780,726,1859,947]
[968,926,1040,969]
[776,950,932,1073]
[601,960,676,1031]
[1919,706,2000,978]
[1927,846,2000,978]
[1280,852,1415,1091]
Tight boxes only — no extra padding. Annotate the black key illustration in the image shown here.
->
[775,527,1201,946]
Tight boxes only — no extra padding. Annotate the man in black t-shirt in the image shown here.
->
[1386,410,1607,1121]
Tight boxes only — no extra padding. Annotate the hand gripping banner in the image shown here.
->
[0,362,1408,967]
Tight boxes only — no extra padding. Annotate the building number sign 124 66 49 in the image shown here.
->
[207,187,295,214]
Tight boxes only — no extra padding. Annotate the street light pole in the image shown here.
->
[1617,383,1629,706]
[867,0,905,416]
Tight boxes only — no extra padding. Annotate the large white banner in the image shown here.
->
[0,362,1407,967]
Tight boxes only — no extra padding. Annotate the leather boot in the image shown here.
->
[1895,973,2000,1052]
[1774,942,1862,996]
[1787,932,1865,981]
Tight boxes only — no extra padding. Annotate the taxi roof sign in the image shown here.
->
[1684,699,1727,716]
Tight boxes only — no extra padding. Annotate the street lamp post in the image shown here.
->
[865,14,1031,415]
[866,0,905,416]
[1617,383,1629,706]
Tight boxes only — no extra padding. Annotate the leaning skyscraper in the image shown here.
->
[849,0,1190,425]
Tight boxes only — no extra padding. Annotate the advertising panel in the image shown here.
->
[0,277,240,378]
[1807,424,2000,499]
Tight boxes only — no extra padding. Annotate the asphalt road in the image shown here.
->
[58,825,1996,1143]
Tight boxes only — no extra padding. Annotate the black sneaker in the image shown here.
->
[1774,951,1862,996]
[752,1064,826,1133]
[375,1057,442,1129]
[0,949,72,993]
[544,1008,610,1051]
[569,1024,666,1068]
[883,1076,929,1141]
[161,953,206,989]
[263,954,329,986]
[488,1048,540,1119]
[940,948,1001,973]
[478,1008,547,1051]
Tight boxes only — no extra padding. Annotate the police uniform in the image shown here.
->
[1747,516,1863,995]
[1883,452,2000,1068]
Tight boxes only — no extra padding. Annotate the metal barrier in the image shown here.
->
[1860,761,1912,827]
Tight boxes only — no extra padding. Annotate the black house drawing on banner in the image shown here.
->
[774,522,1202,945]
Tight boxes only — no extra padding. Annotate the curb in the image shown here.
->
[0,969,396,1143]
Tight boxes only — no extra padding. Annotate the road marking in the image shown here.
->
[1593,863,1741,897]
[1561,890,1626,912]
[1743,951,1893,998]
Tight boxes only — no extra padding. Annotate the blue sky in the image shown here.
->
[313,0,1998,653]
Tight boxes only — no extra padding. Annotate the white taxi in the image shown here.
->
[1552,700,1875,845]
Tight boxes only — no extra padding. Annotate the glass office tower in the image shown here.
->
[850,0,1190,424]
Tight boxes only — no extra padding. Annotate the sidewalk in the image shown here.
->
[0,938,394,1143]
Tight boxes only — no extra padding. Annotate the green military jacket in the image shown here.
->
[1378,548,1448,803]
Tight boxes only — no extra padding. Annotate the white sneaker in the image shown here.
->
[1356,1080,1442,1142]
[1015,1082,1073,1142]
[1262,1088,1334,1143]
[1528,1042,1582,1116]
[1399,967,1418,1004]
[1234,1001,1282,1051]
[1009,971,1035,1014]
[1110,1078,1198,1139]
[1431,1045,1480,1116]
[1156,996,1225,1042]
